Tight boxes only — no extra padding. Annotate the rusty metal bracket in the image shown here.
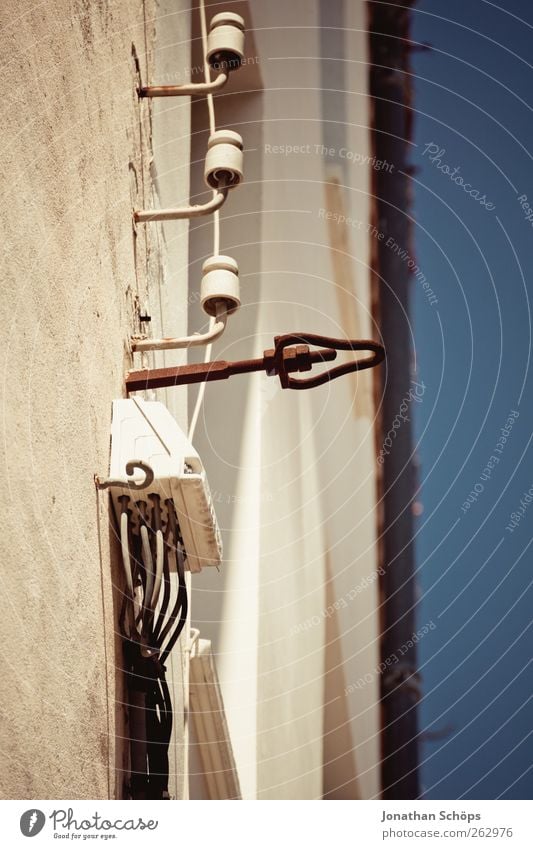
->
[95,460,155,491]
[272,333,384,389]
[125,334,385,394]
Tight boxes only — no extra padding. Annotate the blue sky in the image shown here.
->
[410,0,533,799]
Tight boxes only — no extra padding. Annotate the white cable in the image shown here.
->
[189,0,220,443]
[199,0,219,257]
[214,209,220,255]
[120,509,134,599]
[199,0,216,136]
[183,5,216,802]
[151,528,164,610]
[188,338,213,441]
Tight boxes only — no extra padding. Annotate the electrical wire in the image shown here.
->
[199,0,216,137]
[153,528,171,643]
[120,501,134,600]
[140,524,156,654]
[151,525,164,610]
[117,494,190,799]
[199,0,217,251]
[189,0,221,443]
[159,502,189,664]
[188,342,212,441]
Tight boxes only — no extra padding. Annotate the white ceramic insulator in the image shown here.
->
[204,130,244,189]
[201,255,240,316]
[207,12,245,70]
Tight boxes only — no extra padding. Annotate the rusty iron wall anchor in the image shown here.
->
[126,333,384,394]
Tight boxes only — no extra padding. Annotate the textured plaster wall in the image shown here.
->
[0,0,189,799]
[135,0,192,800]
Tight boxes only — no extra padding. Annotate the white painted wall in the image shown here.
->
[188,0,382,799]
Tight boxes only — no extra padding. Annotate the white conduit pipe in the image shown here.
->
[131,301,227,352]
[140,72,228,98]
[134,3,234,362]
[134,185,228,224]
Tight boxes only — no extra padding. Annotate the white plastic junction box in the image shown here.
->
[108,398,222,573]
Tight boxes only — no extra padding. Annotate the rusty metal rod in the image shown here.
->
[126,346,337,393]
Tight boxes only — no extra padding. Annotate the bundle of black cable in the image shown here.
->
[117,497,189,799]
[124,641,173,800]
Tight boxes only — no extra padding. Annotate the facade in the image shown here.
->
[1,0,416,800]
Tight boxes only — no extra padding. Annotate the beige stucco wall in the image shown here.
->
[0,0,190,799]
